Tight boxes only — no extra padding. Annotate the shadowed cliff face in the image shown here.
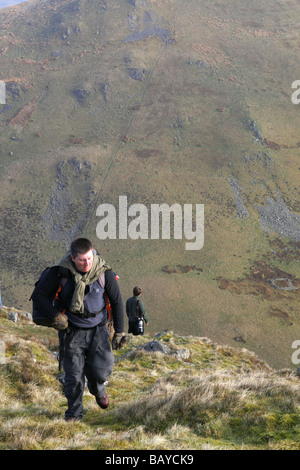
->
[0,0,299,369]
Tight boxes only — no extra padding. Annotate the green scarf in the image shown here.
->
[55,251,111,314]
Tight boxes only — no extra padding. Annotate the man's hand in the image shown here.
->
[52,312,68,330]
[112,332,130,350]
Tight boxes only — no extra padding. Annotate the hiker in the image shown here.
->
[32,237,128,421]
[126,286,149,335]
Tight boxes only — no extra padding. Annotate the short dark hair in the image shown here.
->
[70,238,93,258]
[133,286,142,296]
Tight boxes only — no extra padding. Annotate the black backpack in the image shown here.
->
[30,267,67,327]
[30,268,118,329]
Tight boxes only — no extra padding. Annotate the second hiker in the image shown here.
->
[126,286,149,336]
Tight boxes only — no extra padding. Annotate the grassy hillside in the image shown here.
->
[1,306,300,450]
[0,0,299,370]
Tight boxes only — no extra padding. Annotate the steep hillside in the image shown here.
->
[1,306,300,450]
[0,0,299,369]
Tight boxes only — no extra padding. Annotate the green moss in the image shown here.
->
[2,316,300,449]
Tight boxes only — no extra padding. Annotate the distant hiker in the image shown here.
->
[32,237,128,421]
[126,286,149,336]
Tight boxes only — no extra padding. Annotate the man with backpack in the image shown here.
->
[31,238,128,421]
[126,286,149,336]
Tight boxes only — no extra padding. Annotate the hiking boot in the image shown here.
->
[65,416,80,422]
[96,392,109,409]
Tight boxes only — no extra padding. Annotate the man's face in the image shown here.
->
[71,249,94,273]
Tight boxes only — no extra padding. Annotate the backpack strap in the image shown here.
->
[99,273,112,321]
[99,273,105,288]
[136,298,141,319]
[54,277,68,299]
[55,273,113,320]
[53,277,68,315]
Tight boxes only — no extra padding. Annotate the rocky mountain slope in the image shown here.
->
[0,0,299,370]
[1,306,300,450]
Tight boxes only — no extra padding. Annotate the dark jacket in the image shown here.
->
[126,296,148,323]
[33,266,124,332]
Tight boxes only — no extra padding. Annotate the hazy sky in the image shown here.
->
[0,0,30,9]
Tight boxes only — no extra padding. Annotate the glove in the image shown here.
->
[52,312,68,330]
[112,332,130,350]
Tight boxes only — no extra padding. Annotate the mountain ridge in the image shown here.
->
[0,0,299,370]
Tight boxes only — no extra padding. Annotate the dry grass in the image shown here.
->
[1,308,300,450]
[114,367,300,446]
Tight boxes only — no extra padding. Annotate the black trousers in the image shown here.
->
[128,319,144,336]
[62,322,114,419]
